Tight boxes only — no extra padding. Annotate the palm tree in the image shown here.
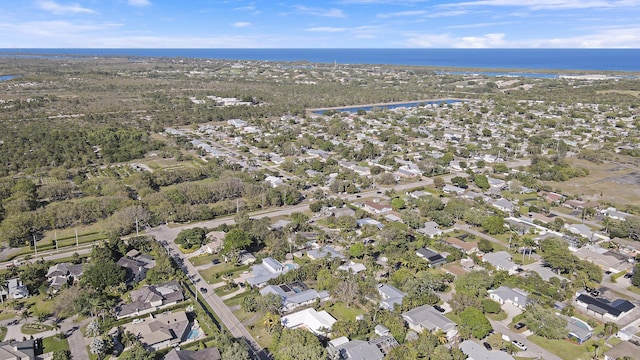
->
[262,312,279,334]
[121,331,137,347]
[434,329,448,345]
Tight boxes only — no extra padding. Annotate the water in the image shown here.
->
[313,99,461,114]
[0,75,16,81]
[186,328,201,340]
[0,48,638,72]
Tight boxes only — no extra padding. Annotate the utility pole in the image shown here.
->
[55,231,59,253]
[33,234,37,257]
[75,228,79,248]
[136,217,139,236]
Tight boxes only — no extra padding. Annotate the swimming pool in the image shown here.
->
[186,328,201,341]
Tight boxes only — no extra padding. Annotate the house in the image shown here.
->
[443,184,465,195]
[337,262,367,274]
[483,251,520,274]
[280,308,337,335]
[491,198,515,213]
[356,218,384,230]
[46,262,83,291]
[488,177,506,189]
[259,282,330,312]
[0,339,38,360]
[416,248,447,267]
[540,191,564,204]
[402,305,458,341]
[117,281,184,319]
[117,253,155,283]
[417,221,443,238]
[362,201,392,214]
[307,246,345,261]
[377,283,406,311]
[565,316,593,344]
[328,338,384,360]
[408,190,430,199]
[488,286,530,310]
[264,176,284,188]
[575,293,635,321]
[227,119,247,127]
[604,341,640,360]
[574,246,626,272]
[246,257,291,287]
[565,223,595,241]
[458,340,514,360]
[200,231,225,254]
[122,311,190,351]
[441,237,478,254]
[601,207,630,221]
[1,278,28,300]
[163,348,221,360]
[333,207,356,218]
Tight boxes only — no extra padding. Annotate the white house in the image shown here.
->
[246,257,291,287]
[483,251,520,275]
[488,286,530,310]
[280,308,337,335]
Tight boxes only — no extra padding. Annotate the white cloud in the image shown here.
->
[441,0,640,10]
[37,1,94,15]
[128,0,151,7]
[292,5,346,18]
[377,10,430,18]
[447,21,513,29]
[403,26,640,47]
[306,27,348,32]
[232,22,251,28]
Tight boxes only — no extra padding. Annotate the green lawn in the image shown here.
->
[527,334,594,360]
[198,263,249,284]
[0,312,16,321]
[0,326,6,341]
[22,323,53,335]
[487,311,508,321]
[190,254,221,267]
[42,335,70,352]
[319,302,365,321]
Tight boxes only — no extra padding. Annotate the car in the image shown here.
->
[591,290,601,297]
[512,340,527,351]
[514,322,525,330]
[433,305,446,313]
[199,287,208,294]
[483,342,492,350]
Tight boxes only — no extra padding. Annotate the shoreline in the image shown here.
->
[307,98,466,112]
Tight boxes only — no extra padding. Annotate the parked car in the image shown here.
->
[512,340,527,351]
[200,287,208,294]
[483,342,492,350]
[514,322,525,330]
[433,305,446,313]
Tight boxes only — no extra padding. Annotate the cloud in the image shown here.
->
[403,26,640,47]
[377,10,430,18]
[306,27,348,32]
[292,5,346,18]
[441,0,640,10]
[37,1,94,15]
[232,22,251,28]
[128,0,151,7]
[447,21,513,29]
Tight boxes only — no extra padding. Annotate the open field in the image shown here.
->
[546,158,640,207]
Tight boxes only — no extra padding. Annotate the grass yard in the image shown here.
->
[319,302,365,321]
[0,312,16,321]
[527,334,595,360]
[198,263,248,284]
[190,254,221,267]
[42,335,70,352]
[22,323,53,335]
[0,326,6,341]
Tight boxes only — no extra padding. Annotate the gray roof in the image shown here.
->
[336,339,384,360]
[163,348,221,360]
[565,316,593,342]
[307,246,345,260]
[489,286,529,309]
[402,305,456,332]
[377,284,406,311]
[459,340,514,360]
[483,251,517,271]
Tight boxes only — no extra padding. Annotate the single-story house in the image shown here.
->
[0,339,38,360]
[260,283,330,312]
[307,246,345,261]
[604,341,639,360]
[362,201,392,214]
[492,198,515,213]
[417,221,443,238]
[246,257,291,287]
[416,248,447,267]
[443,185,465,195]
[122,311,190,351]
[1,278,29,300]
[117,281,184,319]
[483,251,520,275]
[163,348,221,360]
[356,218,384,230]
[441,237,478,254]
[459,340,514,360]
[566,316,593,344]
[377,283,406,311]
[280,308,337,335]
[116,253,155,283]
[401,305,458,341]
[575,293,635,321]
[337,262,367,274]
[488,286,530,310]
[328,338,384,360]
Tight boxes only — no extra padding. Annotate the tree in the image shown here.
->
[223,228,253,263]
[52,350,72,360]
[474,174,490,190]
[604,321,619,337]
[120,341,153,360]
[478,238,494,253]
[523,304,567,339]
[391,198,406,210]
[83,261,126,291]
[85,318,101,337]
[459,307,492,339]
[377,172,397,185]
[632,263,640,287]
[482,216,506,235]
[349,243,365,259]
[174,227,207,250]
[451,176,468,188]
[272,329,326,360]
[433,177,445,190]
[89,337,106,356]
[482,299,501,314]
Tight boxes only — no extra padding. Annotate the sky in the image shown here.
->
[0,0,639,48]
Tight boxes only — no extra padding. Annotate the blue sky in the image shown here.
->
[1,0,639,48]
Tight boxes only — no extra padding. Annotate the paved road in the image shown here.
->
[147,226,269,360]
[490,320,562,360]
[454,223,506,247]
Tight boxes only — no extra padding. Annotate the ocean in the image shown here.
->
[0,48,639,72]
